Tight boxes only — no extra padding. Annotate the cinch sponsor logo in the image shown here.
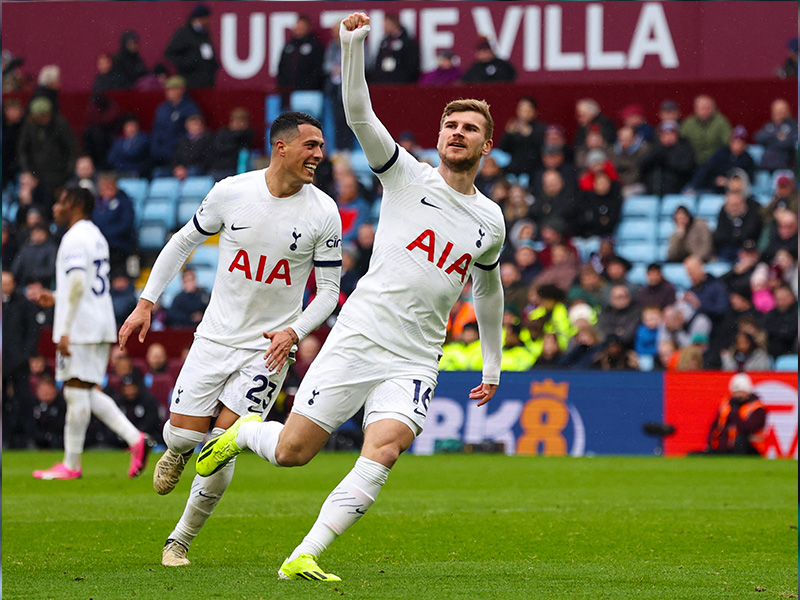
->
[406,229,472,283]
[228,249,291,285]
[326,235,342,248]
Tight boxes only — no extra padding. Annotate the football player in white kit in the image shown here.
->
[33,186,151,481]
[118,112,343,566]
[197,13,505,581]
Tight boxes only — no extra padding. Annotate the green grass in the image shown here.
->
[3,451,797,599]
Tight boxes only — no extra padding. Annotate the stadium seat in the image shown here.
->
[638,354,655,372]
[658,218,675,242]
[616,219,657,243]
[193,265,216,290]
[572,236,601,263]
[755,193,772,206]
[148,177,181,201]
[348,150,376,189]
[697,194,726,219]
[418,149,441,166]
[705,261,732,278]
[489,149,511,168]
[290,90,324,119]
[746,144,764,165]
[660,194,696,217]
[180,176,215,201]
[176,197,202,225]
[621,195,659,218]
[660,263,691,291]
[159,275,184,309]
[141,198,177,230]
[752,170,773,195]
[138,220,169,251]
[774,355,798,371]
[627,262,648,286]
[188,244,219,269]
[117,177,149,205]
[617,242,658,264]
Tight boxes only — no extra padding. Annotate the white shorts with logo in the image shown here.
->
[56,343,111,385]
[169,336,292,419]
[292,324,439,436]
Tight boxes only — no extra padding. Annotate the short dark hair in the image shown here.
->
[269,112,322,147]
[62,185,95,216]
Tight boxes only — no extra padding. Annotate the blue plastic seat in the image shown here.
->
[141,198,177,230]
[148,177,181,202]
[290,90,324,119]
[117,177,149,204]
[180,176,215,201]
[774,355,798,371]
[752,170,773,195]
[697,194,726,219]
[661,263,691,291]
[188,244,220,269]
[705,261,732,278]
[572,236,601,263]
[617,242,658,264]
[621,195,659,218]
[627,262,649,286]
[658,218,675,241]
[138,220,169,251]
[660,194,696,217]
[616,218,657,243]
[489,149,511,168]
[193,265,217,290]
[746,144,764,165]
[177,198,202,225]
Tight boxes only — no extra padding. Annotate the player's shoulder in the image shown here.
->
[305,184,341,216]
[473,188,505,228]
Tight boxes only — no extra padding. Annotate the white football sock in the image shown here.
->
[237,420,284,466]
[169,427,235,548]
[63,386,92,471]
[163,421,206,455]
[288,457,390,561]
[89,388,140,447]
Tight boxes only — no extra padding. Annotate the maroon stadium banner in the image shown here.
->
[4,1,796,92]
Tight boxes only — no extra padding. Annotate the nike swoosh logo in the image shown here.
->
[230,224,251,231]
[420,197,441,210]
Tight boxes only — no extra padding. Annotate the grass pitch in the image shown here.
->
[3,451,797,599]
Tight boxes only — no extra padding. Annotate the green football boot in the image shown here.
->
[195,413,260,476]
[278,554,341,582]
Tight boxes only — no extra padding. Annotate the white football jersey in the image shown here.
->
[190,169,342,349]
[53,219,117,344]
[338,146,505,363]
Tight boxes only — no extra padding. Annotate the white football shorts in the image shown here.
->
[169,336,293,419]
[291,324,439,436]
[56,343,111,385]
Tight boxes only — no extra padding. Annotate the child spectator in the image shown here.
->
[635,306,662,358]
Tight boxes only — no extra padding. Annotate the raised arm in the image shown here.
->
[470,264,504,406]
[340,13,396,170]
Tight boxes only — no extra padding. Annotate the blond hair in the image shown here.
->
[440,99,494,140]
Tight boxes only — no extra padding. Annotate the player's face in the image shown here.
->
[52,191,71,226]
[281,124,325,184]
[437,111,491,172]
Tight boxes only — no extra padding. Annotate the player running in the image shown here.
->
[197,13,505,581]
[33,186,151,481]
[118,112,342,566]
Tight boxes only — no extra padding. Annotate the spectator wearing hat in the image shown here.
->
[419,49,462,86]
[107,114,151,177]
[658,99,682,124]
[639,120,695,196]
[277,14,326,102]
[591,333,639,371]
[369,13,420,84]
[704,373,767,455]
[688,126,756,194]
[500,96,547,177]
[573,171,623,239]
[574,98,617,147]
[761,208,798,264]
[636,264,676,310]
[577,147,619,192]
[461,38,516,83]
[666,205,715,263]
[713,188,764,262]
[111,30,148,89]
[761,172,798,225]
[754,98,798,171]
[164,3,218,88]
[720,239,761,296]
[149,76,201,174]
[610,125,649,198]
[763,283,798,358]
[680,94,732,166]
[721,331,771,371]
[777,37,798,78]
[598,284,641,348]
[16,97,79,203]
[618,103,655,142]
[31,65,61,114]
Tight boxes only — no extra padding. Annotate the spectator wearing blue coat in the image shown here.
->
[107,114,150,177]
[167,268,210,327]
[683,255,730,334]
[93,173,136,274]
[150,76,200,176]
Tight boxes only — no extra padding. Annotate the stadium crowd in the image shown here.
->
[2,7,798,450]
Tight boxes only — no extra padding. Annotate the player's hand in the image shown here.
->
[57,335,71,357]
[119,299,154,350]
[469,382,498,407]
[35,289,55,307]
[342,12,370,32]
[263,329,296,374]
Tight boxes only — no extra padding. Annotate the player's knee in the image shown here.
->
[370,443,402,468]
[274,442,313,467]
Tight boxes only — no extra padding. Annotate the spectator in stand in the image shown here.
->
[657,304,694,350]
[618,103,655,142]
[10,224,56,288]
[577,148,619,192]
[31,65,61,114]
[721,239,761,297]
[335,172,371,243]
[533,145,578,198]
[108,375,162,447]
[167,268,210,327]
[658,99,682,125]
[683,255,729,334]
[754,98,798,171]
[107,114,151,177]
[31,374,67,450]
[543,123,574,163]
[339,244,361,298]
[474,155,503,197]
[574,98,617,147]
[761,208,798,264]
[499,323,535,371]
[639,120,695,196]
[460,38,516,83]
[164,3,218,88]
[537,218,579,269]
[397,131,423,160]
[688,126,756,193]
[3,219,19,271]
[514,242,543,286]
[637,263,676,310]
[667,205,714,263]
[574,172,623,239]
[419,50,462,86]
[770,249,798,297]
[172,113,213,180]
[776,37,798,78]
[721,331,771,371]
[531,332,563,369]
[597,284,640,348]
[761,173,798,226]
[610,125,649,198]
[713,188,763,263]
[16,97,79,201]
[277,15,326,105]
[14,206,47,250]
[110,273,138,328]
[2,270,42,448]
[92,53,122,92]
[502,183,533,229]
[323,24,354,152]
[67,155,98,198]
[676,334,707,371]
[592,333,638,371]
[680,95,732,167]
[568,264,607,313]
[499,218,535,264]
[368,13,420,84]
[2,51,28,94]
[530,170,574,228]
[135,63,170,92]
[712,287,762,360]
[83,92,123,171]
[499,262,528,317]
[764,283,798,358]
[705,373,766,455]
[575,128,612,173]
[524,284,572,355]
[353,222,375,277]
[560,324,603,369]
[2,98,25,189]
[150,76,201,175]
[635,305,663,359]
[499,96,547,177]
[588,237,616,278]
[94,173,136,274]
[750,263,776,314]
[533,243,579,293]
[208,107,254,181]
[111,30,148,89]
[603,255,641,300]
